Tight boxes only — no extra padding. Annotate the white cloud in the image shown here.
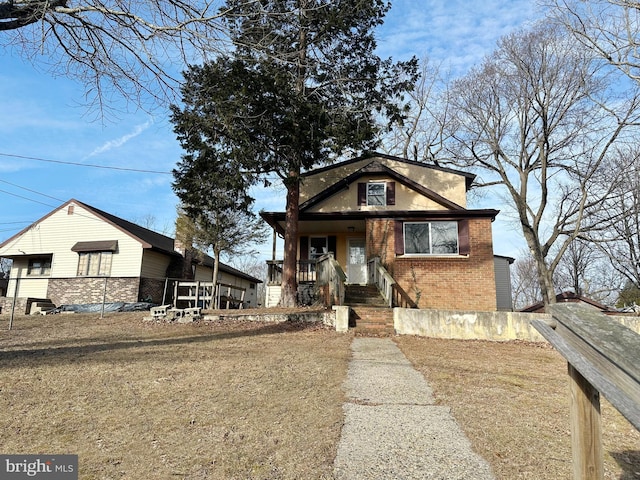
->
[85,119,153,159]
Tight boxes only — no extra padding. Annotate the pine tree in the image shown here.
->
[171,0,417,306]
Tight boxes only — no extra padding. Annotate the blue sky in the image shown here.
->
[0,0,543,261]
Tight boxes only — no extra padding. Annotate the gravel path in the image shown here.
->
[333,337,496,480]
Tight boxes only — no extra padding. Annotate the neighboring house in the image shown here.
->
[519,291,615,314]
[0,199,262,313]
[261,153,508,311]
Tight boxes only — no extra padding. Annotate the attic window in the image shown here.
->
[367,182,386,206]
[358,182,396,206]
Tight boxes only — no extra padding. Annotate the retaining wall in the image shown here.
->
[394,308,640,341]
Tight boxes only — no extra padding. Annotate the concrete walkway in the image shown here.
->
[333,337,496,480]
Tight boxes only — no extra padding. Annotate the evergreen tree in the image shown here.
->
[171,0,417,306]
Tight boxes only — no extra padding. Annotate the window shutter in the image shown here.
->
[387,182,396,206]
[394,220,404,255]
[300,236,309,260]
[328,236,337,256]
[357,183,366,206]
[458,220,470,255]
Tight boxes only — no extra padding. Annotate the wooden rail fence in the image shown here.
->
[532,303,640,480]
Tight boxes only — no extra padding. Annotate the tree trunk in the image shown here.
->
[523,228,557,306]
[280,175,300,307]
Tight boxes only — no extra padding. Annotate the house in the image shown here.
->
[260,153,506,311]
[519,291,615,314]
[0,199,262,314]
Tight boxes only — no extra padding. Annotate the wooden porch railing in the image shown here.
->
[315,253,346,307]
[266,260,317,285]
[366,257,417,308]
[532,303,639,480]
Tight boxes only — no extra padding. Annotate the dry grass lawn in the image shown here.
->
[396,336,640,480]
[0,313,352,479]
[1,313,638,480]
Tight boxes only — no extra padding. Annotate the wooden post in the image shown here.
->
[100,277,108,319]
[568,363,603,480]
[9,276,18,331]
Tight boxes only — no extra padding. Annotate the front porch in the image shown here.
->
[265,255,416,309]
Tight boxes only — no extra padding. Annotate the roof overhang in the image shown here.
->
[260,209,500,236]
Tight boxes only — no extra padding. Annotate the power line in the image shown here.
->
[0,152,173,175]
[0,179,66,203]
[0,188,56,208]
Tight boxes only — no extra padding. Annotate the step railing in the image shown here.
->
[315,253,346,307]
[366,257,417,308]
[532,303,639,480]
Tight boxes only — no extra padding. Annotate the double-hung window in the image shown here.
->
[404,221,459,255]
[27,256,52,276]
[72,240,117,277]
[77,251,113,276]
[367,182,386,206]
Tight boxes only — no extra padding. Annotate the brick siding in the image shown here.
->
[47,277,141,305]
[367,217,497,311]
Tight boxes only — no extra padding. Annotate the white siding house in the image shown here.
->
[0,199,262,313]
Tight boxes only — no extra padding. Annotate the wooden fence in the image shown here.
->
[531,303,639,480]
[173,281,246,310]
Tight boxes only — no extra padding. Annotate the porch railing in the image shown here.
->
[367,257,418,309]
[316,253,346,307]
[267,260,317,285]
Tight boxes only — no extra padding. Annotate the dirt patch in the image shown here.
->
[396,336,640,480]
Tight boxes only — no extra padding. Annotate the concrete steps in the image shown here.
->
[345,285,394,335]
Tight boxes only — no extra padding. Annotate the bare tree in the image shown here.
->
[0,257,11,278]
[548,0,640,84]
[511,253,542,309]
[447,23,640,306]
[0,1,246,112]
[553,237,620,305]
[379,57,452,163]
[585,147,640,294]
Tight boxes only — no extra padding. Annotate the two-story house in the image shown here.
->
[261,153,504,311]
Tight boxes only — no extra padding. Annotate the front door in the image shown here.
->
[347,238,367,284]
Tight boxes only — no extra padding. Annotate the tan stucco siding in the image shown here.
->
[301,157,468,208]
[0,202,144,277]
[307,175,450,213]
[140,250,171,278]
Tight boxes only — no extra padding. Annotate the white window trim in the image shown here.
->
[403,221,459,256]
[366,181,386,206]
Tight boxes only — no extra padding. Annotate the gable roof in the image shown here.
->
[0,199,177,256]
[302,152,477,191]
[0,199,263,284]
[299,159,465,212]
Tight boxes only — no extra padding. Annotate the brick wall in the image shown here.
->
[47,277,140,305]
[367,217,497,311]
[139,278,167,304]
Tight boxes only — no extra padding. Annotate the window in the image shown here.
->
[77,251,113,276]
[367,182,386,206]
[28,257,52,276]
[404,221,459,255]
[309,236,328,260]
